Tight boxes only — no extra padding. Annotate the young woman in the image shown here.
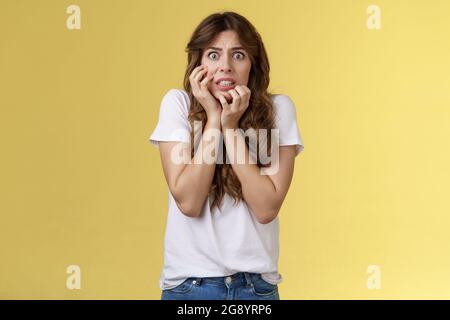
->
[149,11,304,300]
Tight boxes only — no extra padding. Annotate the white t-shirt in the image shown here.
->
[149,88,304,290]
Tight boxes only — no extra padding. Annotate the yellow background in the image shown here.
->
[1,0,449,299]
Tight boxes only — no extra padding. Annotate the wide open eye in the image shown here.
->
[208,52,219,60]
[233,51,245,60]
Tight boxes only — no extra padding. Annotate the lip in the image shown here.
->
[215,77,236,84]
[215,77,237,91]
[215,83,236,91]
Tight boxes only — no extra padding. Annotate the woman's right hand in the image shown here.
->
[189,65,223,123]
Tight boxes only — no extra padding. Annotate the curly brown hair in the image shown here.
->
[183,11,276,211]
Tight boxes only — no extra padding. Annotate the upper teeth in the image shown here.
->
[218,80,234,86]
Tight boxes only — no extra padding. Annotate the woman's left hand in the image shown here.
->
[218,85,251,130]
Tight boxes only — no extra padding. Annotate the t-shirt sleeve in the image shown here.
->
[148,89,192,147]
[273,94,305,157]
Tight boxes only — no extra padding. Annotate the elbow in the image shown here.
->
[256,208,280,225]
[252,190,284,224]
[257,215,276,225]
[175,199,202,218]
[171,187,202,218]
[249,198,282,224]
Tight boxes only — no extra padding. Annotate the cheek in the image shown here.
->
[238,65,252,84]
[207,74,215,90]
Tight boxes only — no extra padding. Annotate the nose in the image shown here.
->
[218,55,233,73]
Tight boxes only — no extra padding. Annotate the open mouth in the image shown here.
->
[216,80,236,90]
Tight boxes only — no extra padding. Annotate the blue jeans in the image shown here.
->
[161,272,280,300]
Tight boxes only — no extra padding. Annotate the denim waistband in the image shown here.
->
[189,272,262,288]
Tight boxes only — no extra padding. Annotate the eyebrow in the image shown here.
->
[206,46,246,51]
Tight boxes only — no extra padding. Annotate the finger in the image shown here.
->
[195,69,208,83]
[200,72,212,90]
[234,85,250,107]
[234,85,246,97]
[190,65,205,82]
[218,93,230,110]
[227,89,241,110]
[192,68,208,93]
[224,91,233,102]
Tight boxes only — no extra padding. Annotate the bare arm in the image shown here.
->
[222,127,296,224]
[158,118,221,217]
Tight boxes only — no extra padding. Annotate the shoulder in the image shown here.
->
[161,88,190,114]
[271,93,296,110]
[270,93,297,121]
[164,88,189,101]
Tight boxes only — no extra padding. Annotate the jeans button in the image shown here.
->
[192,280,197,285]
[225,276,232,285]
